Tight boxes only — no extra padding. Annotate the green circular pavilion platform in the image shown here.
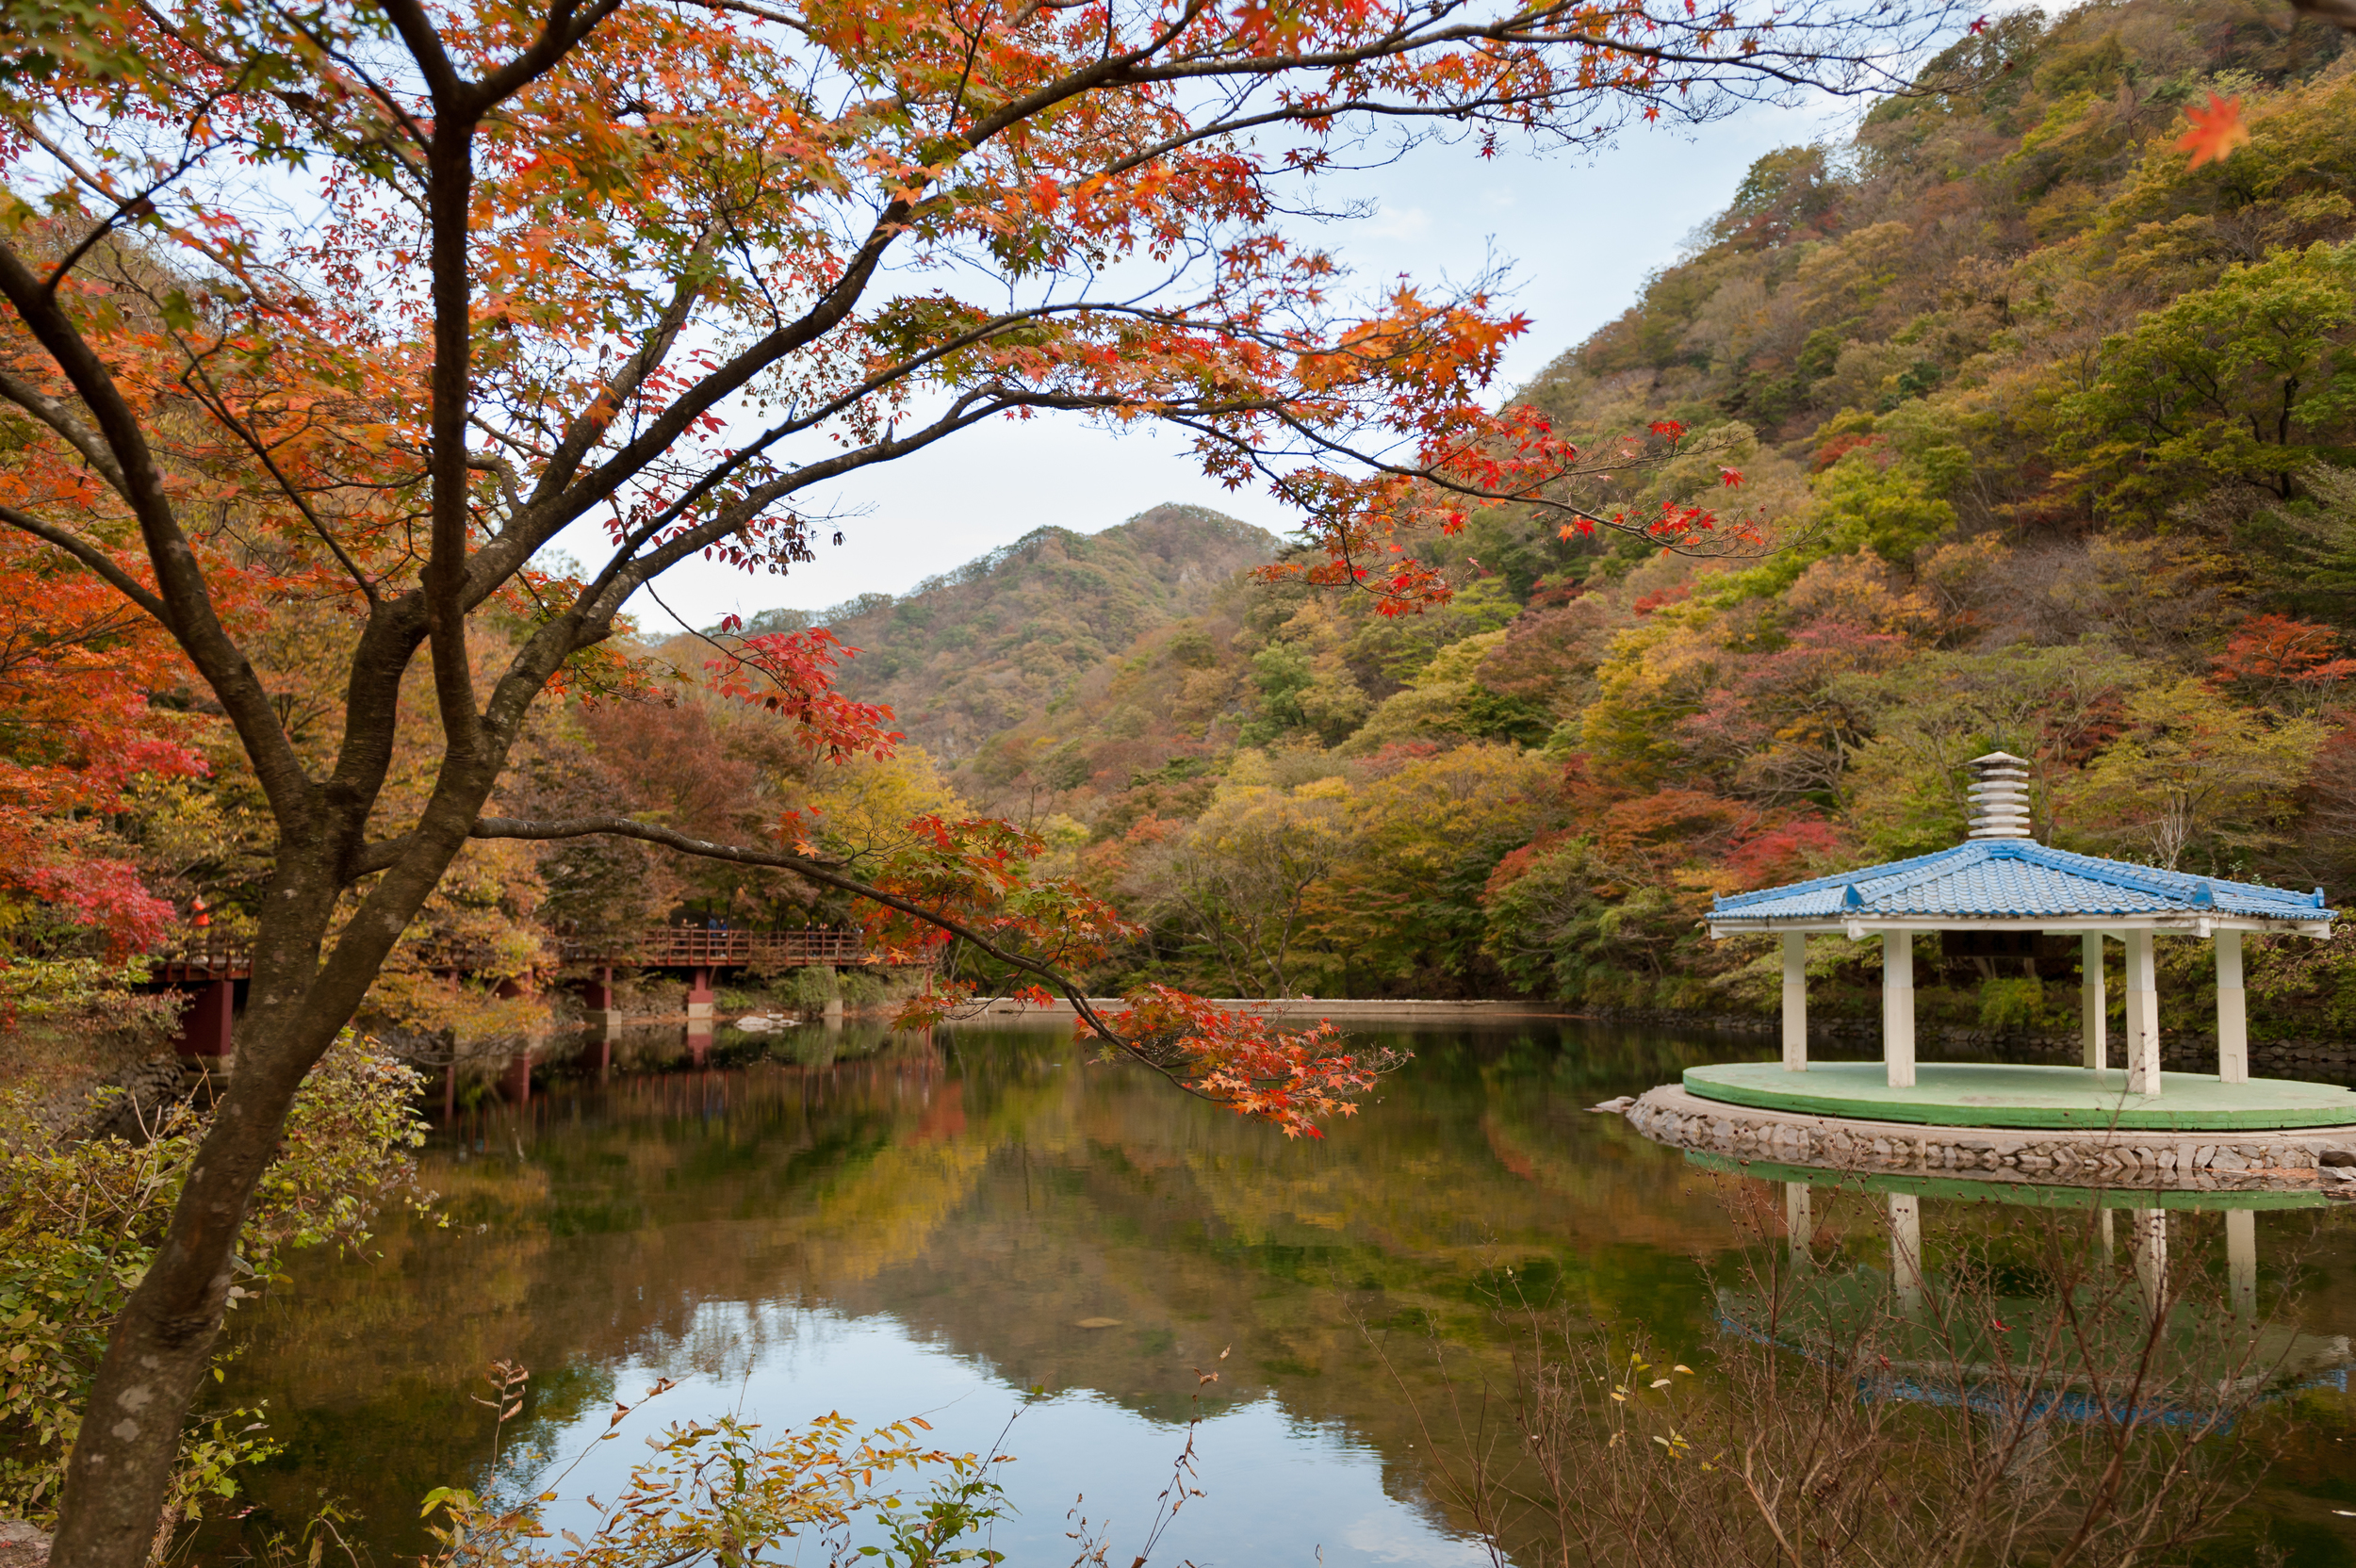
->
[1682,1059,2356,1132]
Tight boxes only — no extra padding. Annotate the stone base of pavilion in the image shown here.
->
[1628,1069,2356,1193]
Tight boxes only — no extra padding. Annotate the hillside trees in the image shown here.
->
[0,0,1983,1555]
[1127,774,1350,994]
[2057,241,2356,513]
[907,1,2356,1027]
[787,506,1281,761]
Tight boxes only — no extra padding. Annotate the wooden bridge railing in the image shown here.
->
[147,927,874,1061]
[147,927,872,983]
[149,938,254,981]
[559,928,872,967]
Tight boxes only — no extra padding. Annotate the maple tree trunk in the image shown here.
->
[49,814,488,1566]
[45,1034,320,1566]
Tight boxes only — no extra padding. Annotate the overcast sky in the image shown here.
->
[581,98,1847,635]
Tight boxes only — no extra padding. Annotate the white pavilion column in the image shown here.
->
[1785,1182,1812,1268]
[1890,1192,1924,1315]
[2130,927,2158,1087]
[2226,1207,2257,1323]
[2081,933,2107,1070]
[1882,931,1916,1089]
[2123,928,2161,1095]
[2216,929,2249,1086]
[2134,1207,2168,1316]
[1781,933,1808,1071]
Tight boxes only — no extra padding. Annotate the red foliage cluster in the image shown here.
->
[1081,984,1405,1140]
[1723,819,1848,888]
[1810,432,1888,471]
[0,536,205,950]
[2212,613,2356,692]
[1488,760,1846,905]
[706,623,903,761]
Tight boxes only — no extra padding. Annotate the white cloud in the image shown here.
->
[1361,204,1433,239]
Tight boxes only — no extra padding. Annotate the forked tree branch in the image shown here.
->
[0,367,134,498]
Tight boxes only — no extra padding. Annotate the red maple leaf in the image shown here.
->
[2175,93,2250,170]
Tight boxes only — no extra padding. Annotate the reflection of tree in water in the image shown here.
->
[213,1026,1744,1555]
[210,1026,2356,1563]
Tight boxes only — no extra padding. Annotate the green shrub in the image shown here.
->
[785,966,842,1012]
[837,971,896,1007]
[0,1032,431,1537]
[1977,975,2053,1033]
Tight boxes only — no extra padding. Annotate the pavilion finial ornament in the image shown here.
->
[1965,751,2035,841]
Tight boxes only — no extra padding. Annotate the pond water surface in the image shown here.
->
[216,1021,2356,1565]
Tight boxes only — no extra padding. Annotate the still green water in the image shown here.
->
[214,1021,2356,1565]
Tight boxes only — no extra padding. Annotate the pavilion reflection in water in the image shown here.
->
[1692,1152,2355,1426]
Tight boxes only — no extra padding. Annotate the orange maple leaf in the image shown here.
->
[2174,93,2250,170]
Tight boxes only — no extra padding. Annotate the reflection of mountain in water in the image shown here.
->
[219,1023,1751,1557]
[214,1022,2356,1561]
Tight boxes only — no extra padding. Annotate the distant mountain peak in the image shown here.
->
[731,503,1279,760]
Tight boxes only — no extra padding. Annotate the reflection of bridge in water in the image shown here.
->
[147,926,879,1064]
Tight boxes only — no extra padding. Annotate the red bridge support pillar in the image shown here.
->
[172,980,235,1068]
[501,1045,532,1104]
[583,965,621,1036]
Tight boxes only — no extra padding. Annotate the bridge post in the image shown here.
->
[583,965,621,1034]
[687,964,716,1024]
[501,1045,532,1104]
[172,979,236,1068]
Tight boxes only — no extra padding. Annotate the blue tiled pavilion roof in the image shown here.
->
[1710,841,2333,925]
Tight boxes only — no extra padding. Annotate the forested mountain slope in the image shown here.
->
[931,0,2356,1030]
[740,504,1278,760]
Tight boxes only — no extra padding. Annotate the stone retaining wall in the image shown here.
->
[1625,1084,2356,1192]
